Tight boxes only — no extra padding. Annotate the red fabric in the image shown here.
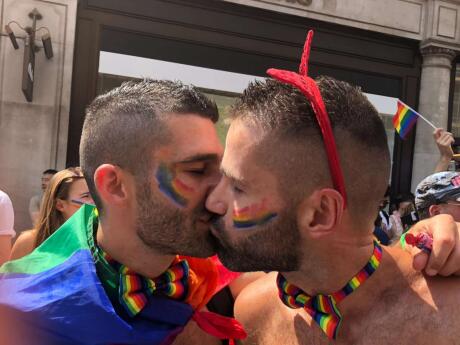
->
[192,311,247,340]
[180,256,219,310]
[266,30,347,208]
[210,255,241,293]
[405,232,433,251]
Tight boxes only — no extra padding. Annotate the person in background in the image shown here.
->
[434,128,455,173]
[387,193,416,241]
[415,171,460,222]
[11,167,92,260]
[29,169,58,226]
[0,190,15,265]
[373,187,391,245]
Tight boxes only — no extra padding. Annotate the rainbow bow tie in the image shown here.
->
[104,253,190,317]
[277,240,382,340]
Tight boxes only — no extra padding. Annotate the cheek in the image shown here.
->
[232,198,277,230]
[155,165,196,208]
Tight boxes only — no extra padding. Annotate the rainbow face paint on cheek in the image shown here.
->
[155,164,195,207]
[233,199,277,229]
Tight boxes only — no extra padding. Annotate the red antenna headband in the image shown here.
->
[266,30,347,208]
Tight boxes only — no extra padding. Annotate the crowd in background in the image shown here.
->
[372,127,458,246]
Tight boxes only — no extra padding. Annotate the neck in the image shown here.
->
[96,218,175,279]
[283,231,376,296]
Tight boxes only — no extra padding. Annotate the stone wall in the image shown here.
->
[0,0,77,233]
[223,0,460,190]
[223,0,460,48]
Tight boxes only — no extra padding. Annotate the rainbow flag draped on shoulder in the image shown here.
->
[393,100,420,139]
[0,205,245,345]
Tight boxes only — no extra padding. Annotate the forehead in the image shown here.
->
[69,178,88,193]
[157,113,223,160]
[222,120,268,182]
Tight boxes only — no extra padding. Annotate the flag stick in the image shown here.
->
[403,103,438,130]
[416,113,437,130]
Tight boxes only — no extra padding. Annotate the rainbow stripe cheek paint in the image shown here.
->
[156,164,195,207]
[232,199,277,229]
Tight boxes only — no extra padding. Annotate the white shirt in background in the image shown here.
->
[0,190,16,237]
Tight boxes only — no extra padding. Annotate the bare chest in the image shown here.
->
[243,287,460,345]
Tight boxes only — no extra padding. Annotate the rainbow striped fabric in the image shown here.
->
[102,252,189,317]
[393,100,420,139]
[0,205,211,345]
[277,240,382,340]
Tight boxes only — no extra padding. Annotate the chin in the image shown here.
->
[180,233,218,258]
[216,252,263,272]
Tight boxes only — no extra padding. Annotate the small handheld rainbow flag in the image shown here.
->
[393,100,436,139]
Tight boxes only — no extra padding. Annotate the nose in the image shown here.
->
[205,177,228,216]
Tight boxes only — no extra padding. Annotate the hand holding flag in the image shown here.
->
[393,100,436,139]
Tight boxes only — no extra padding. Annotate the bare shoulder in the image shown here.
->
[388,245,460,306]
[229,272,267,299]
[374,246,460,343]
[10,230,37,260]
[234,272,279,323]
[234,272,305,345]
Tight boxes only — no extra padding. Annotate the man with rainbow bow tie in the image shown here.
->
[0,80,245,345]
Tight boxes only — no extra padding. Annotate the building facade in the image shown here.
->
[1,0,459,231]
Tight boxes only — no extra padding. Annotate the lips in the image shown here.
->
[210,217,225,232]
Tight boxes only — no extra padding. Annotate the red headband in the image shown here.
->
[266,30,347,208]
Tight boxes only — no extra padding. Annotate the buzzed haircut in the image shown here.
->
[80,79,218,213]
[230,76,390,224]
[43,169,58,175]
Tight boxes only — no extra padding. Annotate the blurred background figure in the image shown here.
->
[415,171,460,222]
[373,187,391,245]
[433,128,455,173]
[29,169,58,226]
[0,190,16,265]
[11,167,93,260]
[389,193,417,240]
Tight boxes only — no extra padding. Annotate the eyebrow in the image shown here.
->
[176,153,221,164]
[220,166,247,186]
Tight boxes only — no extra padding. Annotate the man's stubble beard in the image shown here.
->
[135,182,217,258]
[213,209,302,272]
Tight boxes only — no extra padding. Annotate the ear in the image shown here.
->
[428,204,442,217]
[298,188,344,239]
[55,199,65,212]
[94,164,130,208]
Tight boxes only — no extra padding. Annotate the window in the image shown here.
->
[97,52,398,156]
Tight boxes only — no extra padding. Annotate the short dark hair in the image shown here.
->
[417,207,430,220]
[230,76,390,223]
[43,169,58,175]
[390,193,415,213]
[80,79,218,213]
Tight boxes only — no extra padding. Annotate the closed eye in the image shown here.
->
[233,185,244,194]
[185,169,206,176]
